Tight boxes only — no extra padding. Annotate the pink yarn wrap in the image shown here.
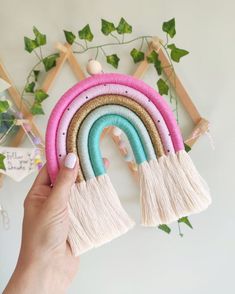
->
[46,73,184,183]
[56,84,175,166]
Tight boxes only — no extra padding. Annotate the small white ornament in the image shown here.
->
[86,59,103,75]
[112,126,122,137]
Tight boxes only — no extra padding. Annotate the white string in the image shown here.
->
[0,121,16,144]
[21,123,38,148]
[184,124,215,150]
[30,129,45,148]
[205,130,215,150]
[0,204,10,230]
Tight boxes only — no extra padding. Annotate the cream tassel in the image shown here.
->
[149,159,179,224]
[177,150,211,207]
[139,161,162,226]
[67,203,93,256]
[158,154,200,218]
[158,152,211,219]
[68,175,135,255]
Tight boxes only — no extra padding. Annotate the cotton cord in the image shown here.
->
[88,114,149,177]
[66,99,162,181]
[47,73,181,183]
[56,84,174,172]
[66,94,165,157]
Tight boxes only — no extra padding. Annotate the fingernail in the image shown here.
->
[64,153,77,169]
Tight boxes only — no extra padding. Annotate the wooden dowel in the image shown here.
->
[67,49,86,81]
[184,118,209,147]
[152,37,201,124]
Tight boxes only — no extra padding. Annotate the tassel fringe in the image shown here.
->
[177,150,211,207]
[139,161,177,226]
[68,151,211,255]
[139,153,211,226]
[68,175,135,256]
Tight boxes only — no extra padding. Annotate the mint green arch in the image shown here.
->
[88,114,147,177]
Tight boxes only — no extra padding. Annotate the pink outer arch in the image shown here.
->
[46,73,184,183]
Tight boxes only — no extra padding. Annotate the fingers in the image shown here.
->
[30,164,51,188]
[47,153,79,208]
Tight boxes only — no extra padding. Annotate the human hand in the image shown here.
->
[4,153,80,294]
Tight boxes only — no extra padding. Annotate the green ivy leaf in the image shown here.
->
[30,102,44,115]
[130,48,145,63]
[0,100,10,113]
[158,224,171,234]
[167,44,189,62]
[25,82,35,93]
[0,113,15,133]
[178,217,193,229]
[0,153,6,170]
[147,50,158,63]
[78,24,94,42]
[64,30,76,45]
[184,143,191,152]
[24,37,38,53]
[154,60,162,75]
[147,51,162,75]
[116,17,132,34]
[101,19,116,35]
[34,89,48,103]
[33,26,46,46]
[42,53,60,72]
[162,18,176,38]
[106,54,120,69]
[33,70,40,82]
[157,78,169,95]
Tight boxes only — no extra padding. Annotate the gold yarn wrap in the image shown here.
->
[66,94,165,182]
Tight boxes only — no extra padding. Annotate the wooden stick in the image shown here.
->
[56,42,86,81]
[184,118,209,147]
[151,37,201,124]
[67,49,86,80]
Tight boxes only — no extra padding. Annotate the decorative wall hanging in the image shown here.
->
[45,72,211,256]
[0,18,211,237]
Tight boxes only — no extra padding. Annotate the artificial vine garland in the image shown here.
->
[0,17,193,235]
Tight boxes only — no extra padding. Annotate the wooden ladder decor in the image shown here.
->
[133,37,209,147]
[0,36,209,185]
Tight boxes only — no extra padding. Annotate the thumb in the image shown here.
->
[48,153,79,208]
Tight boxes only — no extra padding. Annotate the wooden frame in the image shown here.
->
[133,37,209,147]
[0,36,209,185]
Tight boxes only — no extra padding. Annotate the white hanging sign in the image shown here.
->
[0,147,37,182]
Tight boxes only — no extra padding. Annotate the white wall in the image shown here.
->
[0,0,235,293]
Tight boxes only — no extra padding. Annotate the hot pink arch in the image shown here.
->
[46,73,184,183]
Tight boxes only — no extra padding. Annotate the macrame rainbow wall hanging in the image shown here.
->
[46,73,211,256]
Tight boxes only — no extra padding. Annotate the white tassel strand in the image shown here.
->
[149,159,179,224]
[68,175,135,255]
[177,150,211,207]
[158,154,198,218]
[139,161,162,226]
